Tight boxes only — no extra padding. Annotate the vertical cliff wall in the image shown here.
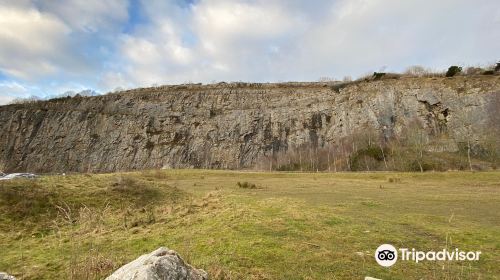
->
[0,76,499,173]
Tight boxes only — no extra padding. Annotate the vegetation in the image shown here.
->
[237,181,257,189]
[258,96,500,174]
[446,66,463,77]
[372,72,386,80]
[258,126,499,173]
[1,170,499,279]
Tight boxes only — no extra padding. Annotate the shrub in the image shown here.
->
[110,176,140,190]
[406,159,443,172]
[141,170,168,180]
[237,181,257,189]
[373,72,386,80]
[68,249,118,280]
[388,177,402,183]
[495,62,500,72]
[404,65,427,77]
[8,96,41,105]
[108,176,164,206]
[350,146,387,171]
[276,163,302,171]
[464,67,484,75]
[445,66,462,77]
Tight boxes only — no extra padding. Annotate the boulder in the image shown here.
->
[105,247,208,280]
[417,92,440,105]
[0,173,38,181]
[0,272,16,280]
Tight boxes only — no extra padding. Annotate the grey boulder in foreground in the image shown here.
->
[106,247,208,280]
[0,272,16,280]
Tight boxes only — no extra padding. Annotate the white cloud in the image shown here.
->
[1,0,500,97]
[111,0,309,87]
[0,81,31,105]
[191,0,307,80]
[37,0,129,33]
[298,0,500,76]
[98,70,134,92]
[111,0,499,87]
[194,0,299,43]
[0,95,14,105]
[0,0,130,96]
[107,0,199,87]
[0,4,70,79]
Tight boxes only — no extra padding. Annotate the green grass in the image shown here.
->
[1,170,499,279]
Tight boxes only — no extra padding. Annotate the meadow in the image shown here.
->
[1,170,499,279]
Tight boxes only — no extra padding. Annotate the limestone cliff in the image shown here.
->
[0,76,499,173]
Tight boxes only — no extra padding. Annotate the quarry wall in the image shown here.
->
[0,76,499,172]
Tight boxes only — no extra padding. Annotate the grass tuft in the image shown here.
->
[237,181,257,189]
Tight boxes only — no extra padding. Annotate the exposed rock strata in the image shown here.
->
[0,76,498,172]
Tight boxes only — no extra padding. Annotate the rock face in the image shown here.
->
[105,247,208,280]
[0,76,499,172]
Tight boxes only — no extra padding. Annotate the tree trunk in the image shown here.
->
[467,139,473,171]
[327,147,331,172]
[380,145,388,170]
[418,149,423,172]
[299,150,303,172]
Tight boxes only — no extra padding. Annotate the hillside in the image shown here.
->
[0,76,499,173]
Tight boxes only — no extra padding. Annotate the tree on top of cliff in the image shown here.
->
[446,66,463,77]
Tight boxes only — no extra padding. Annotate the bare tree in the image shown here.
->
[403,118,428,172]
[454,95,482,171]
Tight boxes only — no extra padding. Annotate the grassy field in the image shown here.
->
[1,170,499,279]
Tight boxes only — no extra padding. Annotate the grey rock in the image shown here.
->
[417,91,440,105]
[0,272,16,280]
[0,77,499,173]
[0,173,38,180]
[105,247,208,280]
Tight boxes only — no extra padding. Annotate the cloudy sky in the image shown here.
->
[0,0,499,104]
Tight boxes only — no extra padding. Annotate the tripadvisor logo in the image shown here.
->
[375,244,398,267]
[375,244,481,267]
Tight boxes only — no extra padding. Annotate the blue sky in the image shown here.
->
[0,0,499,104]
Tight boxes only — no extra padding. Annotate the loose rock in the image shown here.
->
[105,247,208,280]
[0,272,16,280]
[0,173,38,181]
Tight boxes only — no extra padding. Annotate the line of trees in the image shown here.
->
[256,117,500,172]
